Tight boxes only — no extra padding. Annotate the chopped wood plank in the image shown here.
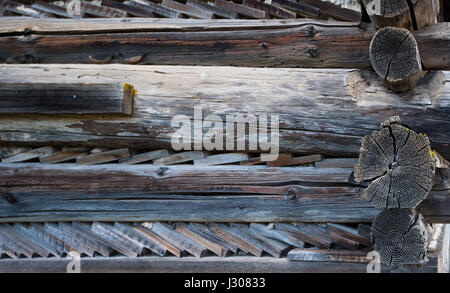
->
[214,0,266,19]
[240,153,290,166]
[288,249,369,263]
[77,148,131,165]
[132,225,182,257]
[271,0,326,19]
[2,0,51,17]
[242,0,295,19]
[315,158,358,168]
[40,147,88,164]
[194,153,249,166]
[267,154,322,167]
[12,223,60,258]
[162,0,213,19]
[58,222,112,257]
[175,223,226,257]
[273,223,331,249]
[326,223,371,247]
[70,222,115,256]
[27,223,66,256]
[101,0,155,17]
[31,1,78,18]
[186,0,237,18]
[1,146,56,163]
[0,224,49,258]
[249,223,305,248]
[111,222,166,256]
[326,227,359,250]
[90,222,142,257]
[0,82,135,115]
[82,1,127,18]
[128,0,183,18]
[188,223,238,254]
[228,223,290,258]
[153,151,205,165]
[143,222,207,257]
[42,223,88,256]
[299,0,361,22]
[121,149,170,165]
[209,224,263,256]
[0,147,31,160]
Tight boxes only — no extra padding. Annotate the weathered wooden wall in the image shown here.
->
[0,64,448,158]
[0,19,448,69]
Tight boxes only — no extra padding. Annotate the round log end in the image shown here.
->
[362,0,413,30]
[371,209,429,265]
[370,27,422,92]
[354,119,435,209]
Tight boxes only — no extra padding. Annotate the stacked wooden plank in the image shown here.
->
[0,0,363,21]
[0,221,448,272]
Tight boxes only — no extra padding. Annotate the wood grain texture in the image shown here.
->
[0,255,418,273]
[0,18,448,69]
[0,65,448,159]
[0,82,135,115]
[0,164,447,223]
[370,27,422,92]
[354,119,436,209]
[371,209,430,265]
[362,0,413,30]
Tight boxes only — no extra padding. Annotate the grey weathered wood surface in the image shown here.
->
[0,18,448,69]
[362,0,413,30]
[355,120,436,209]
[371,209,430,265]
[370,27,422,92]
[0,255,433,273]
[0,164,447,223]
[0,65,448,159]
[0,82,134,114]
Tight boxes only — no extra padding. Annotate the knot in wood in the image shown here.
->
[259,42,268,49]
[307,47,319,58]
[354,121,435,209]
[157,167,169,176]
[286,189,296,200]
[306,25,318,37]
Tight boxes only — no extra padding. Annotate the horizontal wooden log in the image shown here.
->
[0,82,135,114]
[0,18,448,69]
[0,65,449,159]
[0,164,447,223]
[0,255,423,273]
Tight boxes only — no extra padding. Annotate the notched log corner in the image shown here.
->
[371,208,430,265]
[354,116,436,209]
